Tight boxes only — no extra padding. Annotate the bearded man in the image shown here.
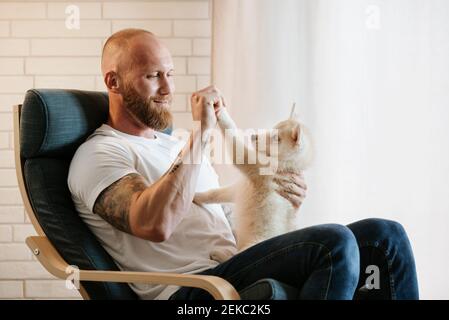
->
[68,29,419,300]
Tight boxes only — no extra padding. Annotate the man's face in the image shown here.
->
[120,35,175,131]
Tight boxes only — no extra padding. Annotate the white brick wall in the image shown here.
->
[112,20,172,36]
[0,207,24,224]
[0,281,23,298]
[31,39,103,56]
[0,150,14,168]
[0,3,46,20]
[47,3,102,19]
[12,21,111,38]
[0,58,24,75]
[174,20,211,37]
[103,2,209,19]
[0,22,10,37]
[0,95,25,112]
[0,77,34,94]
[0,39,29,56]
[26,57,101,75]
[0,0,212,299]
[25,280,81,299]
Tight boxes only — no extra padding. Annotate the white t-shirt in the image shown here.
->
[68,124,237,300]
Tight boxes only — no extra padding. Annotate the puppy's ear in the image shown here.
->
[289,102,298,120]
[291,124,301,144]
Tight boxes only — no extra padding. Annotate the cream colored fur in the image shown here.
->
[194,105,313,263]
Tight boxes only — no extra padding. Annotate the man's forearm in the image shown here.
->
[130,125,211,241]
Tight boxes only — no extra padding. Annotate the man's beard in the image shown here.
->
[122,83,173,131]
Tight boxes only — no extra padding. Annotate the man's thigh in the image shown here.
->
[169,224,345,300]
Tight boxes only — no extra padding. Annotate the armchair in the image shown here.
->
[14,89,298,300]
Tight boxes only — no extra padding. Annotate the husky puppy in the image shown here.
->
[194,104,313,263]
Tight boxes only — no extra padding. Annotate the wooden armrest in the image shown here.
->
[26,236,240,300]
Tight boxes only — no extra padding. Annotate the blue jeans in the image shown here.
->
[169,218,419,300]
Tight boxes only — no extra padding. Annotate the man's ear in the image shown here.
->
[104,71,121,93]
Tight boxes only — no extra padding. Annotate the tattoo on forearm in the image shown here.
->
[170,163,181,173]
[93,173,148,233]
[167,129,207,175]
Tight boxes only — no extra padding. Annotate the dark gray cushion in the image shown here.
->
[20,89,109,159]
[21,89,137,299]
[20,89,172,159]
[24,158,137,299]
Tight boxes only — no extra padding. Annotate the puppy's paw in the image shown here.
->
[210,249,233,264]
[193,192,207,205]
[217,109,237,130]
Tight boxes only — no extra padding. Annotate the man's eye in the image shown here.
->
[146,73,174,79]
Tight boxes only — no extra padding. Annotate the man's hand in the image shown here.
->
[274,171,307,209]
[191,86,224,131]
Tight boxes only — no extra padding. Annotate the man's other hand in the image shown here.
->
[274,171,307,209]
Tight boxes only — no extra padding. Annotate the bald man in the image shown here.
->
[67,28,304,299]
[68,29,419,300]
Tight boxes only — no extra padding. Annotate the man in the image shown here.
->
[68,28,419,300]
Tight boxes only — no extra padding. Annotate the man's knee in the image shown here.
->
[290,224,359,269]
[369,218,407,238]
[310,224,360,289]
[286,223,358,254]
[348,218,409,245]
[320,224,359,263]
[274,224,360,293]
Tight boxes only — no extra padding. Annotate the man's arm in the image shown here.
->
[93,173,147,234]
[216,107,261,175]
[93,127,210,241]
[92,86,220,242]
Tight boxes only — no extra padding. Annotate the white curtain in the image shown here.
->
[212,0,449,299]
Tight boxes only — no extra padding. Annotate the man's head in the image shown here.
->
[101,28,174,131]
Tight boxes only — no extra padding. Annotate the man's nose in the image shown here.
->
[159,75,173,95]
